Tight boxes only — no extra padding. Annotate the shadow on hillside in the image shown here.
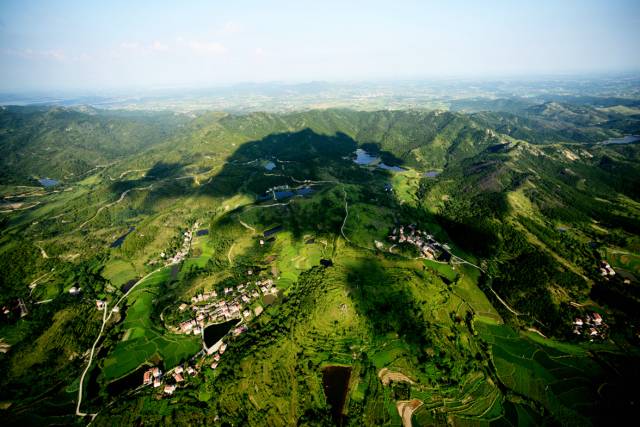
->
[109,128,405,205]
[198,128,404,199]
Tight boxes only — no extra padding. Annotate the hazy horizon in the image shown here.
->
[1,0,639,92]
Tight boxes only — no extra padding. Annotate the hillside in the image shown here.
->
[1,105,639,426]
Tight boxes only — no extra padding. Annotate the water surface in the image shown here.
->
[600,135,640,145]
[39,178,59,187]
[203,319,237,348]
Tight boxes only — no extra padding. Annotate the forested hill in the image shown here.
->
[2,102,640,425]
[0,106,188,184]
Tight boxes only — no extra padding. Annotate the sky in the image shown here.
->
[1,0,639,92]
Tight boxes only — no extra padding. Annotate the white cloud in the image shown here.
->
[120,41,140,50]
[220,21,243,35]
[2,48,66,61]
[254,47,268,57]
[151,41,169,52]
[188,40,227,55]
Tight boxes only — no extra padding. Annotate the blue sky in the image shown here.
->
[1,0,639,91]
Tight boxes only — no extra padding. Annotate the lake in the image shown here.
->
[106,364,151,396]
[353,149,406,172]
[259,187,315,201]
[39,178,59,187]
[110,226,135,248]
[322,365,351,425]
[203,319,237,348]
[600,135,640,145]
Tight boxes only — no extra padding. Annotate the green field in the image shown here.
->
[101,267,201,380]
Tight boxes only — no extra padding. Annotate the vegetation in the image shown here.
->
[1,101,639,425]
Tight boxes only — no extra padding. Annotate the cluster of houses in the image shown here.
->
[388,224,452,261]
[163,224,198,264]
[175,277,277,335]
[149,221,200,266]
[573,312,607,340]
[142,364,198,395]
[1,298,29,320]
[599,261,616,278]
[209,341,228,370]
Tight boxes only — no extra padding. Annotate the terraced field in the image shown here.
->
[101,268,201,381]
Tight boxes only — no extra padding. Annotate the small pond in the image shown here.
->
[196,229,209,236]
[600,135,640,145]
[203,319,237,348]
[264,161,276,171]
[39,178,59,187]
[353,149,406,171]
[106,364,151,396]
[120,278,139,293]
[110,226,135,248]
[424,171,441,178]
[322,365,352,425]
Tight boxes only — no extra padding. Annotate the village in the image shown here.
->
[573,312,608,340]
[145,269,280,396]
[387,224,452,262]
[173,275,276,336]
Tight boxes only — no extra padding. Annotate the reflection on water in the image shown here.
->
[353,149,406,171]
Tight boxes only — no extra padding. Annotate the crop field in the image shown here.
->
[475,320,604,425]
[342,202,395,249]
[101,267,201,380]
[102,259,138,288]
[604,248,640,279]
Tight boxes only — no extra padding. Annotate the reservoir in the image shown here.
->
[39,178,59,187]
[203,319,237,348]
[600,135,640,145]
[110,226,135,248]
[353,149,406,172]
[322,365,351,425]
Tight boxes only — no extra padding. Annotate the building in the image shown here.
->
[173,372,184,382]
[96,300,106,310]
[153,378,161,388]
[164,385,176,394]
[143,370,153,385]
[592,313,603,325]
[574,318,583,326]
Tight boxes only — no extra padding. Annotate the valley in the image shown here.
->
[1,102,640,426]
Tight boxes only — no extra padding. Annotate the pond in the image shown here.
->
[38,178,59,187]
[203,319,237,348]
[196,229,209,236]
[263,293,277,305]
[106,364,152,396]
[120,278,139,293]
[110,226,135,248]
[599,135,640,145]
[353,148,379,165]
[322,365,352,425]
[264,161,276,171]
[424,171,440,178]
[353,149,406,172]
[258,187,315,201]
